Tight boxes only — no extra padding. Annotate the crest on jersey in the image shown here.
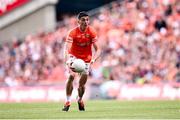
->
[85,34,90,38]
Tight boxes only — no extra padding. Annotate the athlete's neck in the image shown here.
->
[79,25,88,32]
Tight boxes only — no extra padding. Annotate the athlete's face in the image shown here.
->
[78,16,89,27]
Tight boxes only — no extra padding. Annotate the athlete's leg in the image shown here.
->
[66,74,75,101]
[77,73,87,111]
[78,73,88,101]
[77,63,90,111]
[62,73,75,111]
[62,55,76,111]
[65,55,76,102]
[78,63,90,101]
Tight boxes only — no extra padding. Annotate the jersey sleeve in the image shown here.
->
[66,30,74,43]
[90,27,97,43]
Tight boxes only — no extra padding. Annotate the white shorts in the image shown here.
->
[66,55,90,75]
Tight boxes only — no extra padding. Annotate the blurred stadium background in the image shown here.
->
[0,0,180,103]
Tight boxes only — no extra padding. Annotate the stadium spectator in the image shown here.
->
[0,0,179,88]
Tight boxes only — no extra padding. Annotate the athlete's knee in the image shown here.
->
[67,74,75,83]
[79,74,87,85]
[69,74,75,80]
[81,73,88,79]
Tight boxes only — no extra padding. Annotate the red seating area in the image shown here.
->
[0,0,179,86]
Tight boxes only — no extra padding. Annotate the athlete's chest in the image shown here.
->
[73,31,92,47]
[75,32,91,42]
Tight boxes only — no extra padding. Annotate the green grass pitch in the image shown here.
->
[0,100,179,119]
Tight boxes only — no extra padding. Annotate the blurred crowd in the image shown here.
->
[0,0,179,87]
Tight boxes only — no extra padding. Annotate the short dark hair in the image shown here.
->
[77,11,89,20]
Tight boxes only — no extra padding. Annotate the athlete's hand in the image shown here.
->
[65,59,72,66]
[90,59,95,64]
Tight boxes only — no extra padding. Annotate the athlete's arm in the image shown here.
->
[63,42,72,63]
[64,30,73,63]
[91,42,101,64]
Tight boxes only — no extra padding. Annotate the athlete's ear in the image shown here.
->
[77,19,81,25]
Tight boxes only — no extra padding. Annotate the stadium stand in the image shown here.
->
[0,0,58,42]
[0,0,179,88]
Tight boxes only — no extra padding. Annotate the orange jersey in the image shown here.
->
[66,26,97,62]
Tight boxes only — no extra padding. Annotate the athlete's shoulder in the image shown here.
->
[67,27,79,37]
[66,27,79,42]
[68,27,78,33]
[88,26,97,33]
[88,26,97,39]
